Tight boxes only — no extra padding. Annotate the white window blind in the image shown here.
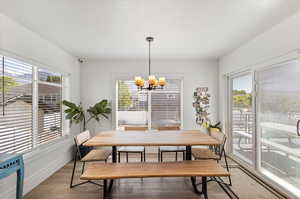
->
[37,69,62,145]
[116,79,182,129]
[151,79,181,129]
[0,56,33,153]
[0,55,66,154]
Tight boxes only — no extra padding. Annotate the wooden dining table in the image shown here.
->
[83,130,221,193]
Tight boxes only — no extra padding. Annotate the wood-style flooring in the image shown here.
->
[25,153,282,199]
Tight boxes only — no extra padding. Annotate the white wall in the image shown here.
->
[0,13,81,199]
[219,10,300,129]
[81,59,219,133]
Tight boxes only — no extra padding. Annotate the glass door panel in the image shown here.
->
[257,59,300,195]
[231,74,254,165]
[117,80,148,130]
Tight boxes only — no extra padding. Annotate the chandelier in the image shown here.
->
[134,37,166,90]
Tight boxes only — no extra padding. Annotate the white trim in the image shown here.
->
[32,66,38,148]
[115,80,119,130]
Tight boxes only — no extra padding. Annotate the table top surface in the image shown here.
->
[83,130,221,147]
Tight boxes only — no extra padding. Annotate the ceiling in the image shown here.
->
[1,0,300,60]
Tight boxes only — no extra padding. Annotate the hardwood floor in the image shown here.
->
[25,153,281,199]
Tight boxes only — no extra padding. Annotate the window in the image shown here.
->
[116,79,182,129]
[0,55,66,154]
[37,69,62,146]
[0,56,33,153]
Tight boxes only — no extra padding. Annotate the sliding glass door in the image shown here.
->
[257,60,300,195]
[228,58,300,196]
[230,73,254,165]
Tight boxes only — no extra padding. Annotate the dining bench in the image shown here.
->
[81,160,236,199]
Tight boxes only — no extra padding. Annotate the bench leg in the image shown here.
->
[191,177,201,194]
[202,177,208,199]
[103,180,107,199]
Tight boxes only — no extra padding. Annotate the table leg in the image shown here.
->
[108,146,117,192]
[186,146,202,194]
[103,179,107,199]
[186,146,191,160]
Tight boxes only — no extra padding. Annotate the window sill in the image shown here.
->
[23,135,72,162]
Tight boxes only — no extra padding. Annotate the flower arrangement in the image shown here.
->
[193,87,211,128]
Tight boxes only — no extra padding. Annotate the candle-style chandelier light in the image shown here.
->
[134,37,166,90]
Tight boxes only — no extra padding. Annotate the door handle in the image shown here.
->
[297,120,300,136]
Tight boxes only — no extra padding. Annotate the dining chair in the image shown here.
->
[192,130,232,186]
[158,126,186,162]
[118,126,147,162]
[70,130,112,188]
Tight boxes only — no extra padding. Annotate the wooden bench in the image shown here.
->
[81,160,231,199]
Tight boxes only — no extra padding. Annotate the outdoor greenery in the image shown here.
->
[63,99,111,131]
[118,81,132,110]
[46,75,61,83]
[232,90,252,108]
[0,76,18,92]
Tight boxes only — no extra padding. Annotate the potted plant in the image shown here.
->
[63,99,111,131]
[208,122,222,133]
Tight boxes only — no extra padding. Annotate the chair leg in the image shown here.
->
[160,152,163,162]
[70,151,77,188]
[81,161,85,174]
[126,152,129,162]
[158,149,160,162]
[223,150,232,186]
[140,152,143,162]
[183,151,185,161]
[144,148,146,162]
[175,152,178,161]
[118,152,121,163]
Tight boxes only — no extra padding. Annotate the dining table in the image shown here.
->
[83,130,221,193]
